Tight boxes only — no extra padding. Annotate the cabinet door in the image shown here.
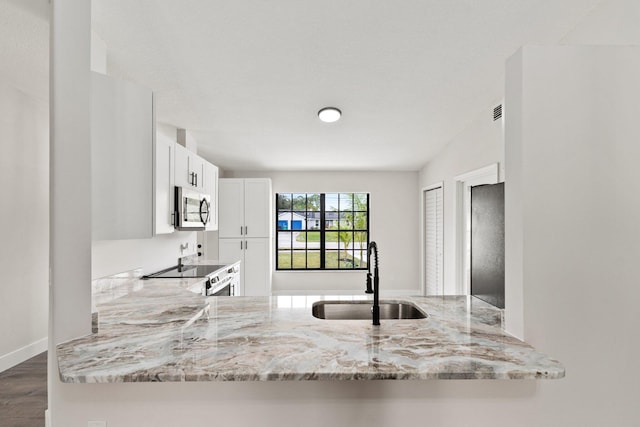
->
[174,143,190,189]
[204,162,218,231]
[243,238,271,296]
[154,131,175,234]
[175,144,206,191]
[190,154,205,191]
[218,179,245,238]
[91,72,153,240]
[218,239,245,296]
[244,179,271,238]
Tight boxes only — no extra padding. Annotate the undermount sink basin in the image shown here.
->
[312,300,428,320]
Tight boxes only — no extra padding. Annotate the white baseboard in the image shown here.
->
[45,409,51,427]
[0,336,48,373]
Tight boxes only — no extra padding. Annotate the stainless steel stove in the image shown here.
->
[144,263,240,296]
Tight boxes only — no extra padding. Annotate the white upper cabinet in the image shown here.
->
[174,143,188,189]
[244,179,271,238]
[91,72,153,240]
[192,154,205,192]
[204,162,219,231]
[219,179,271,238]
[174,143,205,191]
[218,179,245,238]
[154,124,175,235]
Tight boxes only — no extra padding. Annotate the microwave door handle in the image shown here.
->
[199,199,206,225]
[199,198,210,225]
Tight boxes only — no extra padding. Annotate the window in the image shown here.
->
[276,193,369,270]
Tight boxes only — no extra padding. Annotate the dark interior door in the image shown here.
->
[471,182,505,309]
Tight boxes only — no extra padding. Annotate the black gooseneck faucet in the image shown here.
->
[365,241,380,325]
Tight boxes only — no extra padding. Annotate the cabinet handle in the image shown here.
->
[195,173,198,187]
[240,241,243,250]
[245,226,248,235]
[245,240,248,250]
[240,226,243,235]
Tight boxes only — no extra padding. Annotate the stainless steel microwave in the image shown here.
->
[175,186,210,230]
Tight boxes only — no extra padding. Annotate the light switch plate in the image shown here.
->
[88,421,106,427]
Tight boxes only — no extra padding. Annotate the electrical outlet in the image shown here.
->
[88,421,106,427]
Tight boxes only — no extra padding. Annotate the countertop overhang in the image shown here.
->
[57,278,564,383]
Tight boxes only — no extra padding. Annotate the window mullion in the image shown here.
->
[320,194,325,269]
[304,194,308,269]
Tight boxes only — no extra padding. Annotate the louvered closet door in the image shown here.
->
[424,186,443,295]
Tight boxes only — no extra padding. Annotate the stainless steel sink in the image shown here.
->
[312,301,427,320]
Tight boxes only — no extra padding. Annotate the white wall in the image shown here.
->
[49,2,92,426]
[92,232,197,279]
[418,106,504,295]
[0,82,49,371]
[504,45,640,426]
[223,170,420,294]
[0,0,49,373]
[504,49,525,339]
[90,30,107,74]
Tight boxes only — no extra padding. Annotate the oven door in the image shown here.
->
[175,187,209,230]
[206,273,235,296]
[210,283,231,296]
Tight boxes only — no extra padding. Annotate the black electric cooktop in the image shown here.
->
[144,264,227,279]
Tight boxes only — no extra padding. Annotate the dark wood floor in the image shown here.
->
[0,352,47,427]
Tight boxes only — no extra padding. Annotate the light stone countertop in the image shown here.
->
[58,278,565,382]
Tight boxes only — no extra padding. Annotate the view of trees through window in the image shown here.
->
[276,193,369,270]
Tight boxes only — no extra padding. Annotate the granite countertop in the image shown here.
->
[58,278,564,383]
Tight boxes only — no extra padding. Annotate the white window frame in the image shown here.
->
[454,163,499,295]
[420,182,444,296]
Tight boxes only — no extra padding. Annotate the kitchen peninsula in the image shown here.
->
[57,277,564,382]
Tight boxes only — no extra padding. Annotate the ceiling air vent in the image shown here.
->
[493,104,503,121]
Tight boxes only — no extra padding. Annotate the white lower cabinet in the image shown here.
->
[219,238,271,296]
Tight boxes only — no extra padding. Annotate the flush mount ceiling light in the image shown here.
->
[318,107,341,123]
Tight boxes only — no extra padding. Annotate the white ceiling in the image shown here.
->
[6,0,638,172]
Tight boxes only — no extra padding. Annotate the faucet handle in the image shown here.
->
[365,273,373,294]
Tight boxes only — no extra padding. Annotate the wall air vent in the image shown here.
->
[493,104,503,121]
